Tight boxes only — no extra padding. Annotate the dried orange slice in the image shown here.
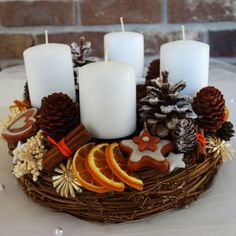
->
[224,106,229,121]
[105,143,143,191]
[72,143,109,193]
[86,143,125,192]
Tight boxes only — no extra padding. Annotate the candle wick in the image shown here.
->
[104,45,109,64]
[120,17,125,32]
[182,25,186,40]
[45,30,49,44]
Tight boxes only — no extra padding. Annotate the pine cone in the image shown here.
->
[23,82,30,103]
[39,93,80,141]
[146,59,160,83]
[139,71,196,138]
[192,86,225,132]
[217,121,235,141]
[71,37,92,67]
[174,119,197,153]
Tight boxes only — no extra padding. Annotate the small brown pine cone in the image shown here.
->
[39,93,80,142]
[217,121,235,141]
[192,86,225,132]
[146,59,160,83]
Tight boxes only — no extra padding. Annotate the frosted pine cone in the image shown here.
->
[174,119,197,153]
[193,86,225,132]
[71,37,92,67]
[39,93,80,141]
[139,71,196,138]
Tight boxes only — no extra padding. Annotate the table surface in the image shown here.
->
[0,60,236,236]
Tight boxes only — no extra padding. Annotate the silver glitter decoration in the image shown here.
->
[0,184,5,191]
[54,227,64,236]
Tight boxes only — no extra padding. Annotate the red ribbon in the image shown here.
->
[47,136,72,158]
[197,133,206,145]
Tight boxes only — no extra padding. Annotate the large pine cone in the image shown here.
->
[192,86,225,132]
[146,59,160,83]
[217,121,235,141]
[39,93,80,141]
[174,119,197,153]
[139,71,196,138]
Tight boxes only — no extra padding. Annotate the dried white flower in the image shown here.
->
[12,130,47,181]
[206,136,235,162]
[52,158,82,198]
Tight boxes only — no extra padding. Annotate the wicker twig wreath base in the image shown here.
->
[16,154,221,223]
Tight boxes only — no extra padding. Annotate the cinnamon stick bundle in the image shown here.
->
[196,128,206,161]
[43,124,92,170]
[191,128,206,162]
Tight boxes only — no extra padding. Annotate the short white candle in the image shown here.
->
[160,40,209,96]
[104,31,144,83]
[23,43,76,108]
[79,61,136,139]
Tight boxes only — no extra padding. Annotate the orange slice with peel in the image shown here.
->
[224,106,229,122]
[86,143,125,192]
[72,142,109,193]
[105,143,143,191]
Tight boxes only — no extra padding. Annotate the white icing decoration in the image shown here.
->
[160,105,175,114]
[120,139,171,162]
[2,108,37,137]
[166,152,185,172]
[11,116,27,129]
[149,97,159,104]
[142,136,150,142]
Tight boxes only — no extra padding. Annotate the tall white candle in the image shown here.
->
[79,61,136,139]
[23,43,76,108]
[160,40,209,96]
[104,31,144,83]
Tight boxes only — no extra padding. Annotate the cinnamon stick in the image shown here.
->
[46,124,85,157]
[43,124,92,170]
[196,128,206,162]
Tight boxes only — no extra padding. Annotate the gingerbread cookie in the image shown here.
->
[119,129,174,173]
[2,108,38,142]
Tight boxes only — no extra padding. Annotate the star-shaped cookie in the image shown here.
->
[119,129,174,173]
[166,152,185,172]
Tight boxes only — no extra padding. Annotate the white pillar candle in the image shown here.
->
[160,40,210,96]
[79,61,136,139]
[104,32,144,83]
[23,43,76,108]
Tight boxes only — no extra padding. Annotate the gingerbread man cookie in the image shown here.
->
[2,108,38,142]
[119,129,174,173]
